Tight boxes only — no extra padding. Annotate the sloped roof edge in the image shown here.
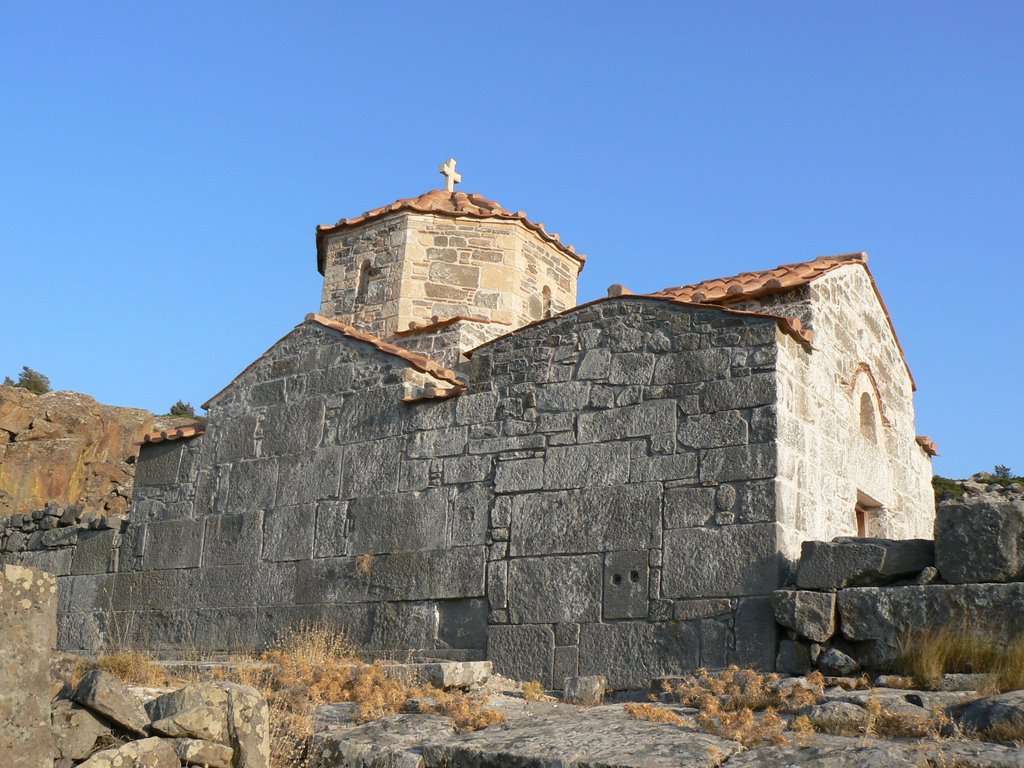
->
[315,189,586,274]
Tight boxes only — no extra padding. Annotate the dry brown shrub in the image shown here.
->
[880,675,918,690]
[74,651,173,687]
[354,554,374,582]
[672,666,823,714]
[981,719,1024,745]
[696,705,788,747]
[425,690,506,733]
[791,714,816,737]
[521,681,547,701]
[624,702,693,727]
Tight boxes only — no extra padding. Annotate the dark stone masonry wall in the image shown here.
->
[50,298,788,689]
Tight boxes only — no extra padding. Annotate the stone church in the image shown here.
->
[78,162,937,687]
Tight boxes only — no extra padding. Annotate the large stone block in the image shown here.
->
[277,448,343,505]
[135,440,185,487]
[507,555,602,623]
[296,547,485,604]
[796,537,935,590]
[494,458,544,493]
[349,490,450,554]
[543,443,630,490]
[70,529,116,575]
[679,411,749,449]
[700,443,775,483]
[603,550,649,619]
[578,621,699,689]
[509,484,661,558]
[0,564,56,766]
[652,349,731,384]
[772,589,836,643]
[263,505,315,561]
[702,373,775,411]
[838,583,1024,667]
[199,563,297,608]
[225,457,279,512]
[438,598,488,650]
[935,498,1024,584]
[733,596,777,670]
[664,487,715,528]
[662,524,782,598]
[204,512,263,567]
[260,399,326,456]
[577,400,676,443]
[144,519,204,570]
[488,624,554,687]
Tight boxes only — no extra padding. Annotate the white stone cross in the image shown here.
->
[439,158,462,193]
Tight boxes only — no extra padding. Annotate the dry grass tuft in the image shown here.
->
[981,719,1024,745]
[521,681,547,702]
[74,651,174,687]
[422,689,507,733]
[354,554,374,583]
[624,702,693,727]
[898,625,1024,692]
[863,694,950,740]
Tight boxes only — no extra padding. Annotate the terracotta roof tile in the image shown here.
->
[394,316,513,337]
[305,314,465,387]
[916,435,939,457]
[652,252,916,391]
[141,424,205,445]
[316,189,585,274]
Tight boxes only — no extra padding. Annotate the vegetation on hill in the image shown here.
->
[2,365,51,395]
[168,400,196,418]
[933,466,1023,503]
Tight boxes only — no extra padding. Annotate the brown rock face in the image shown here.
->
[0,386,154,517]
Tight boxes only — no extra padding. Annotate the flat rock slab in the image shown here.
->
[797,538,934,590]
[72,669,151,736]
[720,735,929,767]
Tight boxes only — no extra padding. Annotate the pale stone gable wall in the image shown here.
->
[319,212,578,343]
[773,265,933,549]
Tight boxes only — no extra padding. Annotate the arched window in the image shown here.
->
[859,391,877,442]
[542,286,553,319]
[356,260,371,304]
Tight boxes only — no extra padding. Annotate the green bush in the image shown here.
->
[4,366,51,395]
[168,400,196,418]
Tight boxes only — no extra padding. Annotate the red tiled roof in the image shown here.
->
[394,315,513,337]
[316,189,585,274]
[651,253,916,391]
[141,424,205,444]
[916,435,939,457]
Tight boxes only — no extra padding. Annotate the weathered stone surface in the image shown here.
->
[172,738,234,768]
[221,682,271,768]
[603,550,649,620]
[733,596,777,669]
[414,661,492,689]
[578,621,699,689]
[663,524,781,599]
[837,583,1024,667]
[563,675,607,706]
[935,497,1024,584]
[772,589,836,642]
[948,690,1024,735]
[775,639,812,675]
[796,537,934,590]
[72,668,151,736]
[488,624,555,687]
[508,555,601,623]
[799,701,869,735]
[151,704,229,743]
[722,734,926,767]
[0,386,154,517]
[0,565,56,767]
[75,737,179,768]
[817,647,860,676]
[51,699,111,761]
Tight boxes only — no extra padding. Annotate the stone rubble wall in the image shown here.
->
[772,265,934,550]
[319,211,579,341]
[396,319,513,373]
[62,299,794,689]
[773,490,1024,674]
[0,563,57,767]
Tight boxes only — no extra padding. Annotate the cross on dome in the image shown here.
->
[439,158,462,193]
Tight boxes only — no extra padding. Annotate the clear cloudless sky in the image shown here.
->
[1,2,1021,479]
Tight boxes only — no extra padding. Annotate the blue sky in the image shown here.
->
[1,3,1021,479]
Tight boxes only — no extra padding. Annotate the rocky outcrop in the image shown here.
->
[0,386,160,518]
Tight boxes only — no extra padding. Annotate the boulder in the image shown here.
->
[817,648,859,676]
[172,738,234,768]
[562,675,607,706]
[51,699,111,761]
[796,538,934,590]
[772,590,836,642]
[72,669,150,736]
[935,498,1024,584]
[151,704,229,743]
[947,690,1024,735]
[798,701,869,735]
[75,737,178,768]
[221,682,271,768]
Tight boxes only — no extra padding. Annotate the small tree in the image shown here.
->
[2,376,13,386]
[994,465,1012,479]
[169,400,196,418]
[8,366,51,395]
